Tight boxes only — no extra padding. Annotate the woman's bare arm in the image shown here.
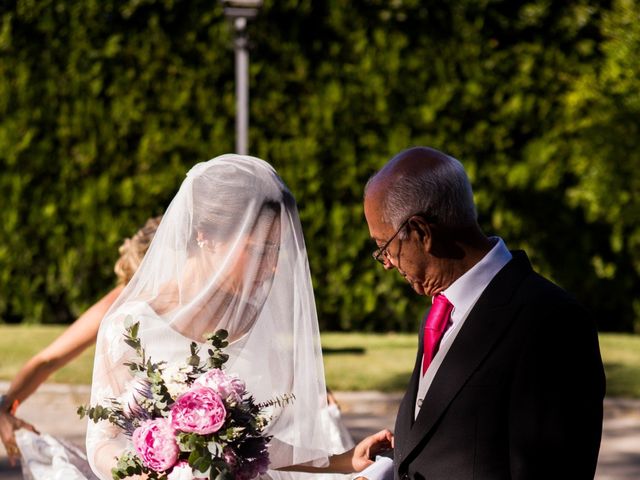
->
[0,285,122,465]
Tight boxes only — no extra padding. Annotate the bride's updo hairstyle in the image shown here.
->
[190,163,284,247]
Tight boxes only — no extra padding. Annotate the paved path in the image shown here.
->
[0,383,638,479]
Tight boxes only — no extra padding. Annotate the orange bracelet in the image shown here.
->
[10,399,19,415]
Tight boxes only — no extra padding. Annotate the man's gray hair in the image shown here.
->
[365,153,477,230]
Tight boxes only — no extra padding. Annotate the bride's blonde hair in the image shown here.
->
[114,216,162,285]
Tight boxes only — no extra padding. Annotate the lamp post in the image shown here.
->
[222,0,262,155]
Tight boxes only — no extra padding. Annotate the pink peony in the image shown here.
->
[132,418,179,472]
[194,369,246,403]
[170,385,227,434]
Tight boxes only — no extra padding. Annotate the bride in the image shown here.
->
[86,154,391,479]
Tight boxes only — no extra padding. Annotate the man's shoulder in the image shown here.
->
[505,250,582,307]
[510,268,593,335]
[524,271,576,300]
[489,250,572,307]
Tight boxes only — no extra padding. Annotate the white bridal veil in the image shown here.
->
[87,155,335,478]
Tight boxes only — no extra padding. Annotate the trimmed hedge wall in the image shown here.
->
[1,0,639,331]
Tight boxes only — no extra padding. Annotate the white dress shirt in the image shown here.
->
[359,237,512,480]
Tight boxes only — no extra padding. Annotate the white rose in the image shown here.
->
[163,365,190,398]
[167,462,194,480]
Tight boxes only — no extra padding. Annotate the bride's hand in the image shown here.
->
[0,411,38,466]
[350,428,394,472]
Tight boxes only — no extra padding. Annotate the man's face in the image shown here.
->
[364,194,432,296]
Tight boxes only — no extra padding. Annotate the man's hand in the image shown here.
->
[350,428,394,472]
[0,411,38,466]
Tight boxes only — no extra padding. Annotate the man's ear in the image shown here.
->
[408,216,432,251]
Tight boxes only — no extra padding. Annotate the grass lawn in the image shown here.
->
[0,325,96,385]
[321,332,418,392]
[598,333,640,398]
[0,326,638,397]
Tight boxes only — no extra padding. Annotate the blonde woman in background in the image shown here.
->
[0,216,162,466]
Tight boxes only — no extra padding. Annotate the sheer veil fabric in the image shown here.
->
[87,155,336,478]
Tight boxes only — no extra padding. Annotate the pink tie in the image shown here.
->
[422,294,453,375]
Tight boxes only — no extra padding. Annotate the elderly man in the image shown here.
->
[360,147,605,479]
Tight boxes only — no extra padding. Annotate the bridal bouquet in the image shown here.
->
[79,321,293,480]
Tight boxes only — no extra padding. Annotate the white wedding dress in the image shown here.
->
[81,155,354,479]
[15,429,98,480]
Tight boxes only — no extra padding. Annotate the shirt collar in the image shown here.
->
[442,237,512,322]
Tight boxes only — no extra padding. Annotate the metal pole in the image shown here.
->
[234,17,249,155]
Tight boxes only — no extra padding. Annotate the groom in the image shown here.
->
[358,147,605,479]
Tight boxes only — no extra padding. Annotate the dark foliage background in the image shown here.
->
[1,0,638,332]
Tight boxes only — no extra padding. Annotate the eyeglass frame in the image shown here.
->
[372,212,437,264]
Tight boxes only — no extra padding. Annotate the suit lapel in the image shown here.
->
[394,314,426,456]
[399,251,533,463]
[394,358,420,456]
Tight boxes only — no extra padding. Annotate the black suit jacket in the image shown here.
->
[393,251,605,480]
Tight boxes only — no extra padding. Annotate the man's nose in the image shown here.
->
[382,257,396,271]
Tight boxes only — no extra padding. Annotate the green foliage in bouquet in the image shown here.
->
[78,321,232,433]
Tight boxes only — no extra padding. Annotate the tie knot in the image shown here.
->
[433,293,452,308]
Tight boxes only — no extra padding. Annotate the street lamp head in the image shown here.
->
[221,0,263,20]
[222,0,263,7]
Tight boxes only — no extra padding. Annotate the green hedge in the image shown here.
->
[1,0,639,332]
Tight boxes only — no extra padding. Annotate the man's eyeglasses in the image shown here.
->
[372,213,436,265]
[372,218,410,264]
